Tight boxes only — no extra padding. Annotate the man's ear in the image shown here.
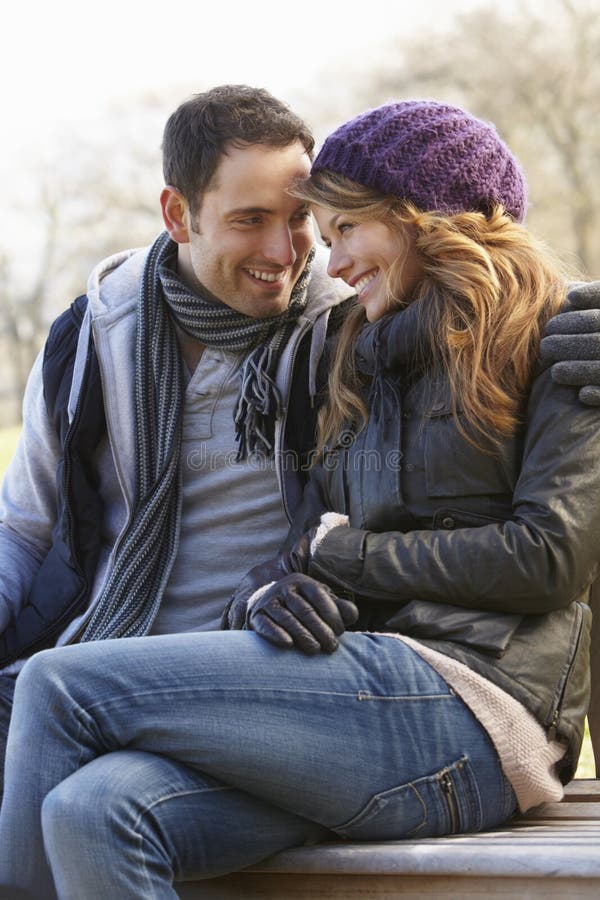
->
[160,186,190,243]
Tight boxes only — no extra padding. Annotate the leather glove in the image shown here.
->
[223,515,350,631]
[246,572,359,654]
[222,529,315,630]
[542,281,600,405]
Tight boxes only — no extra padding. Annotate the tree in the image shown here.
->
[339,0,600,275]
[0,180,62,422]
[0,88,169,424]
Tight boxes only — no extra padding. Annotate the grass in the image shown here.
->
[577,720,595,778]
[0,424,595,778]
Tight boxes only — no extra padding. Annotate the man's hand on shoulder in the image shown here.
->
[542,281,600,406]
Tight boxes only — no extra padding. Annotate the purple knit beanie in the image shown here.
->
[312,100,527,222]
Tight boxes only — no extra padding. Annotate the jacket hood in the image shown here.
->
[86,246,147,322]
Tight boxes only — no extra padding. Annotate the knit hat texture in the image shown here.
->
[312,100,527,222]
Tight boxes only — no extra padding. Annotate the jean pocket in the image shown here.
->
[333,755,483,841]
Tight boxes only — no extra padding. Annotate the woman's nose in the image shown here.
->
[327,245,351,280]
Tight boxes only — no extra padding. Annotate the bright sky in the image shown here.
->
[4,0,498,171]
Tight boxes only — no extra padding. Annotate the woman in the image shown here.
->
[1,101,599,900]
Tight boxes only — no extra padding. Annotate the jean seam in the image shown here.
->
[133,784,238,890]
[446,756,481,833]
[134,784,237,829]
[405,784,428,837]
[78,688,366,716]
[73,711,88,784]
[357,691,454,702]
[134,827,161,900]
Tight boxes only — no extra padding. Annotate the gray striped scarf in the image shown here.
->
[81,231,313,642]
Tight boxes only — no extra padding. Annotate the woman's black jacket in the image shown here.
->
[288,309,600,784]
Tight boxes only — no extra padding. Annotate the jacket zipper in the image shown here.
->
[440,771,459,834]
[274,318,312,522]
[91,320,135,521]
[546,601,584,741]
[62,353,90,578]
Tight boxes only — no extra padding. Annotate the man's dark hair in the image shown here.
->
[162,84,315,215]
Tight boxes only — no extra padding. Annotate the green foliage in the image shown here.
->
[577,719,596,778]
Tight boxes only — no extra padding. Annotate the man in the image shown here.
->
[0,85,354,792]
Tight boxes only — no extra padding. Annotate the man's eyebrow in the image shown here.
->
[226,206,272,216]
[225,201,309,218]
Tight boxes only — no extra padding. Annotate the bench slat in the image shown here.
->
[243,827,600,877]
[177,872,600,899]
[175,779,600,899]
[564,779,600,801]
[517,801,600,819]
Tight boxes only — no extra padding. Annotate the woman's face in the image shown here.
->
[313,206,423,323]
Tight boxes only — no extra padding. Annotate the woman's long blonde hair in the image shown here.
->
[293,171,568,454]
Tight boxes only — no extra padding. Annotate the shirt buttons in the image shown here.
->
[441,516,455,529]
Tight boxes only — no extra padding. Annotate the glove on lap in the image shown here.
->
[246,572,359,654]
[223,529,315,630]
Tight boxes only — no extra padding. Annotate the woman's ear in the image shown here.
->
[160,186,190,243]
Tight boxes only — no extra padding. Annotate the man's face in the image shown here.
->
[176,142,314,319]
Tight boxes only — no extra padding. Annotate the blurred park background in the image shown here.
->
[0,0,598,775]
[1,0,599,425]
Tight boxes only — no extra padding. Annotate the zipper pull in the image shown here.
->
[440,771,458,833]
[441,772,453,796]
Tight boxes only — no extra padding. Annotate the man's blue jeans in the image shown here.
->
[0,631,516,900]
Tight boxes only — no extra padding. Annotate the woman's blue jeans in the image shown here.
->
[0,673,16,802]
[0,631,516,900]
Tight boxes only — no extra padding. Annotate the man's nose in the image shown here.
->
[263,225,296,267]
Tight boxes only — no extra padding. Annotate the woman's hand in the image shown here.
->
[221,531,315,630]
[247,573,358,655]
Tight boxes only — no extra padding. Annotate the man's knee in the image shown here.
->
[41,772,125,891]
[42,780,85,850]
[42,766,126,853]
[42,753,158,850]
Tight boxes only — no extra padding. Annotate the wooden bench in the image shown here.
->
[176,779,600,899]
[177,579,600,898]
